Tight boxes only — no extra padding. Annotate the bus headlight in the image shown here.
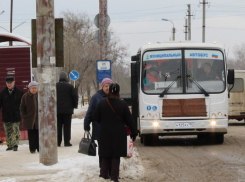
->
[147,113,151,117]
[210,120,216,126]
[218,112,222,116]
[153,121,159,127]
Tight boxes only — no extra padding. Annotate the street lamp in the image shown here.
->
[162,18,176,41]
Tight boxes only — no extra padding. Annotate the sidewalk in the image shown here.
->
[0,105,145,182]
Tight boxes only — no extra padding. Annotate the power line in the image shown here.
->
[206,26,245,30]
[109,4,187,14]
[116,30,171,35]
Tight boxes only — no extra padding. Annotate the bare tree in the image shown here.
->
[61,10,129,99]
[228,43,245,70]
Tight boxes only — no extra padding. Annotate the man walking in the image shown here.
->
[56,72,78,147]
[0,76,23,151]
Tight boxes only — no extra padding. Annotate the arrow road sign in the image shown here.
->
[69,70,79,81]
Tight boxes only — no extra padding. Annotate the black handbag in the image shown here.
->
[78,131,97,156]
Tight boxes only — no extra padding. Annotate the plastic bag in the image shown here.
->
[127,135,133,158]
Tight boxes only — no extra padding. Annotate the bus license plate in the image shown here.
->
[175,122,195,128]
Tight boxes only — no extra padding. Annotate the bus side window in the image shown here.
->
[212,61,222,79]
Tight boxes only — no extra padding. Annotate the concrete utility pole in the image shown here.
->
[187,4,192,41]
[184,19,188,41]
[201,0,208,43]
[172,27,176,41]
[36,0,57,166]
[99,0,108,60]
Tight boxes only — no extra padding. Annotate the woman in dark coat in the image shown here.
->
[92,83,137,182]
[20,81,39,153]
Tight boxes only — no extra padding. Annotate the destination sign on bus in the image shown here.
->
[144,50,181,61]
[185,50,223,59]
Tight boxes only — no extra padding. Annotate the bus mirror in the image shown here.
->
[131,55,140,61]
[227,69,234,84]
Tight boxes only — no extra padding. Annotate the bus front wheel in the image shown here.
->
[143,134,158,146]
[208,133,224,144]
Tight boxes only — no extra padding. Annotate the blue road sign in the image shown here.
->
[69,70,79,81]
[97,60,111,82]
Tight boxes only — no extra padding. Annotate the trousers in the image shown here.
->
[3,122,20,147]
[57,114,72,145]
[28,128,39,152]
[100,157,120,181]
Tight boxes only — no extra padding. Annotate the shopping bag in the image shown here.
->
[126,135,133,158]
[78,131,97,156]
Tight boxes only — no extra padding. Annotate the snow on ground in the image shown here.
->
[0,106,145,182]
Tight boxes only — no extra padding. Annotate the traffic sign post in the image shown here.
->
[69,70,79,87]
[97,60,111,82]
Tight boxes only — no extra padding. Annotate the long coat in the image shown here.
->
[20,91,38,129]
[84,89,107,140]
[56,81,78,115]
[92,98,137,158]
[0,86,23,123]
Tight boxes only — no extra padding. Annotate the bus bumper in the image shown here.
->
[140,119,228,135]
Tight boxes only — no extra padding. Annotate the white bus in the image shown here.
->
[131,42,234,146]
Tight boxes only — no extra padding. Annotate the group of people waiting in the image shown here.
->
[0,75,137,182]
[0,72,78,153]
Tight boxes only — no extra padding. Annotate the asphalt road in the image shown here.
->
[135,120,245,182]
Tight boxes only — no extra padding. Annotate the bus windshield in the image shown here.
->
[142,49,225,94]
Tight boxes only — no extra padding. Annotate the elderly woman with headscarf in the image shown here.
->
[20,81,39,154]
[92,83,137,182]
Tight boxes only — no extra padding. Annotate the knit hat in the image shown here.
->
[28,81,38,88]
[101,78,113,88]
[59,71,68,82]
[6,76,15,83]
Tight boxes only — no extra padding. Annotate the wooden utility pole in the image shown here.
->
[36,0,57,166]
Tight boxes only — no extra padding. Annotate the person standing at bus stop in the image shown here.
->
[0,76,23,151]
[56,71,78,147]
[84,78,113,167]
[20,81,39,153]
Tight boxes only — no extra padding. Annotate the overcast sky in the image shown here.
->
[0,0,245,59]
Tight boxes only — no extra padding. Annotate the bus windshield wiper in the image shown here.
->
[163,69,179,81]
[159,76,181,97]
[187,75,209,97]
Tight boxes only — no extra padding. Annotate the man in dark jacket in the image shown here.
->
[0,76,23,151]
[56,72,78,147]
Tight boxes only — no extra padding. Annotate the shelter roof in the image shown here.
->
[0,32,31,45]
